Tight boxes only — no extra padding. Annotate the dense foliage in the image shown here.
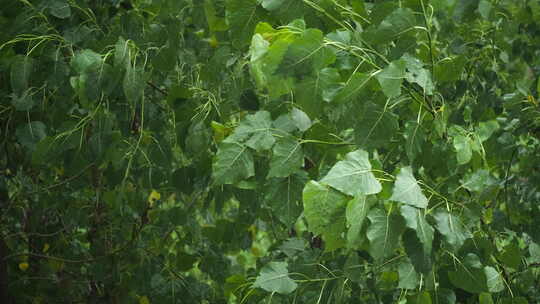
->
[1,0,540,303]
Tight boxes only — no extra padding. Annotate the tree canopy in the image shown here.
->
[1,0,540,303]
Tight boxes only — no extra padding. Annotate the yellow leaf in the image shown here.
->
[139,295,150,304]
[19,262,29,271]
[43,243,50,253]
[147,190,161,207]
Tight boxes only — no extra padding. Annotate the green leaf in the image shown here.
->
[228,111,275,152]
[10,91,35,111]
[402,53,434,94]
[434,56,466,83]
[333,73,371,104]
[390,167,428,208]
[401,205,434,273]
[355,102,399,149]
[365,8,416,44]
[376,59,406,98]
[346,195,372,249]
[253,261,297,294]
[290,107,312,132]
[303,181,348,250]
[453,134,472,165]
[123,63,144,103]
[16,121,47,151]
[498,242,522,269]
[279,238,307,257]
[114,37,130,68]
[366,208,405,260]
[529,242,540,264]
[448,254,489,294]
[435,289,456,304]
[484,266,504,293]
[476,120,499,142]
[281,28,335,73]
[226,0,266,48]
[267,136,303,178]
[479,293,494,304]
[461,169,497,193]
[262,0,284,11]
[407,291,433,304]
[433,209,471,252]
[264,171,308,227]
[10,55,34,94]
[48,0,71,19]
[296,68,341,116]
[71,49,102,74]
[212,142,254,185]
[398,258,419,289]
[249,34,270,62]
[404,121,425,162]
[320,149,382,196]
[204,0,228,32]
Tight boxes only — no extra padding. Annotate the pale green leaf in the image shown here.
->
[212,142,254,185]
[253,262,297,294]
[320,149,382,196]
[390,167,428,208]
[262,0,284,11]
[249,34,270,62]
[484,266,504,293]
[291,107,312,132]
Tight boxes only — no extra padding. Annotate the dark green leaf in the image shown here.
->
[10,55,34,94]
[264,171,308,226]
[48,0,71,19]
[303,181,348,251]
[267,136,303,178]
[366,208,406,260]
[226,0,267,48]
[16,121,47,151]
